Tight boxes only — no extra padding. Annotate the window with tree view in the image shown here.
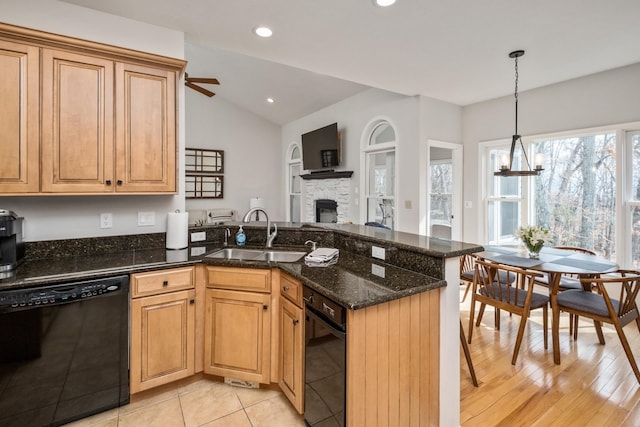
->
[487,131,618,261]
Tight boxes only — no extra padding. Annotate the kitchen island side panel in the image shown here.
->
[346,288,440,427]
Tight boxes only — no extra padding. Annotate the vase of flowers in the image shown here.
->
[515,225,551,259]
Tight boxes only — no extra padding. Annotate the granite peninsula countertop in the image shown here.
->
[0,224,482,308]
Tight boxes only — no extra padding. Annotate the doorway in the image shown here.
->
[420,140,462,240]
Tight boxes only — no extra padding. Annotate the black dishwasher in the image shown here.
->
[303,286,346,427]
[0,275,130,427]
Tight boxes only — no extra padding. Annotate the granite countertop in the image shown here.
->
[1,224,482,308]
[0,244,445,310]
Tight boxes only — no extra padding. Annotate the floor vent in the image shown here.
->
[224,377,259,389]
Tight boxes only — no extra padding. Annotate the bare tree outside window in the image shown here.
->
[532,133,616,259]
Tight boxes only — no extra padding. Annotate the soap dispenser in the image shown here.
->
[235,225,246,246]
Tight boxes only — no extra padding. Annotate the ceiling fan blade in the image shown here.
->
[186,81,215,97]
[187,77,220,85]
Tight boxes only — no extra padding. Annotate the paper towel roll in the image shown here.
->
[166,211,189,249]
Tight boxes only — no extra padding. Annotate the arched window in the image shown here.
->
[287,144,302,222]
[362,119,397,229]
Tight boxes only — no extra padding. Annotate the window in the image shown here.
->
[429,160,453,226]
[627,130,640,267]
[363,120,396,229]
[484,129,620,261]
[287,144,301,222]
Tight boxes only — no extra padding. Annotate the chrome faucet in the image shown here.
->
[223,228,231,246]
[242,208,277,248]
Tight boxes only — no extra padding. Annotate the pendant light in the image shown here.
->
[494,50,544,177]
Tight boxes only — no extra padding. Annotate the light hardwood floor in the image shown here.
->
[460,288,640,426]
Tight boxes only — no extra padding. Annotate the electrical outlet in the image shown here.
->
[190,247,206,256]
[100,213,112,229]
[191,231,206,242]
[371,263,386,278]
[137,211,155,226]
[372,245,386,260]
[464,201,473,209]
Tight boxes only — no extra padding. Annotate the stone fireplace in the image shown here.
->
[303,177,350,223]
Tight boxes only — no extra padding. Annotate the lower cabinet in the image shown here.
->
[130,267,196,393]
[204,267,272,384]
[279,293,304,413]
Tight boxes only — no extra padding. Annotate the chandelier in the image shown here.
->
[494,50,543,177]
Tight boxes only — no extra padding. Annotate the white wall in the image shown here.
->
[1,0,186,242]
[462,62,640,243]
[184,87,282,219]
[282,88,423,232]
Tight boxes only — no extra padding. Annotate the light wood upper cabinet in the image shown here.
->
[0,22,185,195]
[41,49,114,193]
[0,39,39,193]
[115,62,176,193]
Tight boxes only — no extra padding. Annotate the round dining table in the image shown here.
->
[475,245,619,364]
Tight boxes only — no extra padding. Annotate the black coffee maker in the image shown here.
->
[0,210,24,272]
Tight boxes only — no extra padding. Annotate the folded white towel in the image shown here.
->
[305,248,339,263]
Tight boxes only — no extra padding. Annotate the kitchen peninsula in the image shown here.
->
[0,223,481,427]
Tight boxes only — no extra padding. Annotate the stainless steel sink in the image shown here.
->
[205,248,264,260]
[259,250,307,262]
[206,248,306,262]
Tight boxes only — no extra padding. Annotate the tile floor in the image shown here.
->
[64,378,305,427]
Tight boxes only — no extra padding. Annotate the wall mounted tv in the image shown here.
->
[301,122,340,171]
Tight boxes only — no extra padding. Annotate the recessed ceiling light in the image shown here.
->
[254,26,273,38]
[267,98,275,103]
[375,0,396,6]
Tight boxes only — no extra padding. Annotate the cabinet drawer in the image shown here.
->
[280,272,303,308]
[131,266,195,297]
[206,266,271,293]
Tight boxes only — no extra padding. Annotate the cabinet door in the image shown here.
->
[41,49,115,193]
[0,40,39,193]
[131,289,195,393]
[115,62,176,193]
[204,288,271,383]
[279,296,304,414]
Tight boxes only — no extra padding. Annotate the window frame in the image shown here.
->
[479,122,640,267]
[361,118,398,229]
[286,143,302,222]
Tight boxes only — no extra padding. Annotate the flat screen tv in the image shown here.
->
[301,122,340,171]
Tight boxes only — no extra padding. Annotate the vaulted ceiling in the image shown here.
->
[63,0,640,124]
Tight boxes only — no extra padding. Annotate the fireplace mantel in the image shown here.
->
[300,171,353,180]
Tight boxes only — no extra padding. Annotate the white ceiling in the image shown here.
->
[63,0,640,125]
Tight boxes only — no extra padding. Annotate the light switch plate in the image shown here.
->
[191,231,206,242]
[100,213,112,229]
[372,245,386,260]
[137,211,155,226]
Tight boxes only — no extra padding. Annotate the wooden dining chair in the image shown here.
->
[553,270,640,384]
[460,253,516,303]
[460,253,476,302]
[534,246,598,338]
[467,259,548,365]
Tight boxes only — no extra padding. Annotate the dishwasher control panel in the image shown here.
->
[0,275,128,310]
[303,286,346,330]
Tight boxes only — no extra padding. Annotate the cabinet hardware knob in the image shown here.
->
[106,180,112,185]
[163,280,169,287]
[283,286,290,291]
[190,299,195,304]
[293,319,299,325]
[117,180,123,185]
[263,304,268,310]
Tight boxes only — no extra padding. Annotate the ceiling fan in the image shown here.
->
[185,73,220,97]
